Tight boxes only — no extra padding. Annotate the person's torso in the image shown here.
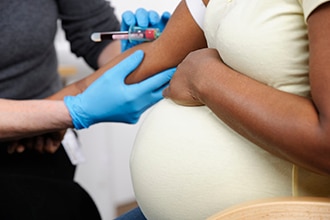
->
[0,0,61,99]
[130,2,330,219]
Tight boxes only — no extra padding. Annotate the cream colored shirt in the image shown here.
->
[205,0,311,97]
[130,1,330,220]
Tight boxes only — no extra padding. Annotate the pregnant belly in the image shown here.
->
[130,99,293,219]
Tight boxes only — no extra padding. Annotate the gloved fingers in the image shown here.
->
[135,8,150,27]
[156,11,171,30]
[128,114,142,124]
[128,69,175,122]
[161,11,171,24]
[148,10,161,26]
[136,68,176,93]
[120,39,130,52]
[104,50,145,81]
[138,82,169,116]
[121,10,136,31]
[161,12,170,27]
[151,81,170,100]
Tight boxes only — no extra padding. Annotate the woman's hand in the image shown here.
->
[163,48,223,106]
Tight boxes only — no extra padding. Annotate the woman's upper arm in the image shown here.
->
[48,0,207,100]
[124,0,208,83]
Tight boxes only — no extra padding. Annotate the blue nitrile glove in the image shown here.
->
[64,50,176,129]
[121,8,171,52]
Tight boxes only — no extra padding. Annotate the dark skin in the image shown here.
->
[163,1,330,175]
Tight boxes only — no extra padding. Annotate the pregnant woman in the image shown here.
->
[126,0,330,219]
[89,0,330,219]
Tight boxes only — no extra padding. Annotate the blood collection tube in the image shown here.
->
[91,26,161,42]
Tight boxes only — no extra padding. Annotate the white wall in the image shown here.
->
[55,1,180,220]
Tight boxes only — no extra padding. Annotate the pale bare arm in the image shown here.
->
[0,99,72,140]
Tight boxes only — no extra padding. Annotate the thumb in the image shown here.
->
[161,11,171,23]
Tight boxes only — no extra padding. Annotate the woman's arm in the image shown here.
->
[48,0,207,100]
[164,3,330,175]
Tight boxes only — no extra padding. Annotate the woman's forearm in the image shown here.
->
[164,3,330,175]
[48,0,207,101]
[199,60,324,173]
[194,6,330,175]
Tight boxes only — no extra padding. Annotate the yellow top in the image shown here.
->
[130,1,330,219]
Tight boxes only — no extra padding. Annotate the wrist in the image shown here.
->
[60,100,75,129]
[195,57,224,105]
[63,96,86,129]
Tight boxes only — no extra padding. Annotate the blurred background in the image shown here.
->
[55,1,180,219]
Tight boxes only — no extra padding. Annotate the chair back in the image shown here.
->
[207,197,330,220]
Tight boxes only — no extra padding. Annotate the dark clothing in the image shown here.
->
[0,174,101,220]
[0,143,75,180]
[0,0,120,219]
[0,143,101,220]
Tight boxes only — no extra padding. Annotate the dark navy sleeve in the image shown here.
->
[57,0,120,69]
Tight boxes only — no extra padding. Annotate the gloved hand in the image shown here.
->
[64,50,176,129]
[121,8,171,52]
